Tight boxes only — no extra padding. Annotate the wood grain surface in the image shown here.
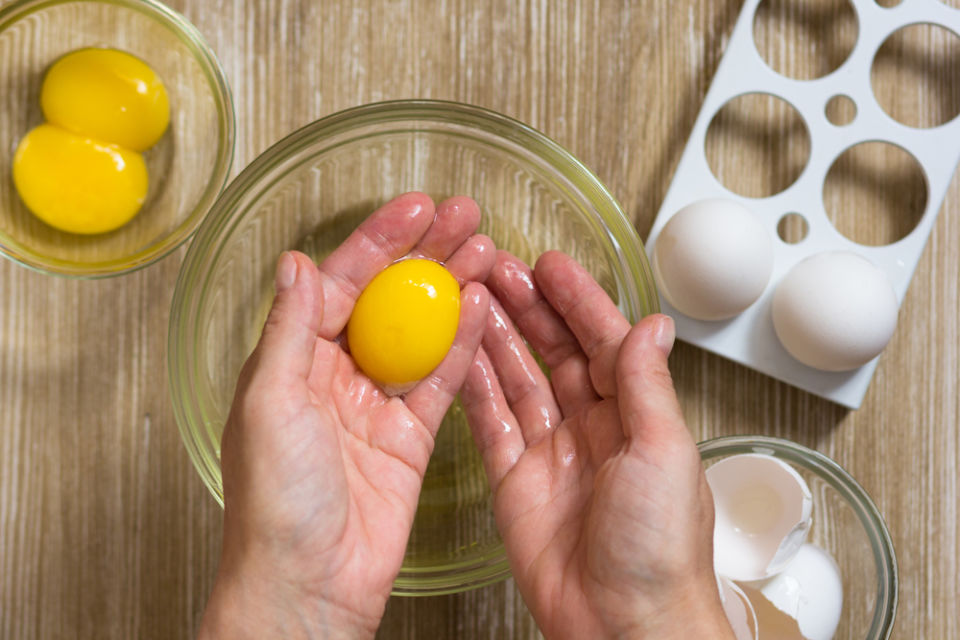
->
[1,0,958,637]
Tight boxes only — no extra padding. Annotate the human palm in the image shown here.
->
[462,251,731,639]
[203,193,494,639]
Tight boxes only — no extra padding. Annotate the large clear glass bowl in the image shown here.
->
[0,0,234,277]
[698,436,898,639]
[169,99,659,595]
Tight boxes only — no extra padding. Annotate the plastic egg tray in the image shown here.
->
[645,0,960,408]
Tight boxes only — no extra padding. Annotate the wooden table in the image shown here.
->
[1,0,958,637]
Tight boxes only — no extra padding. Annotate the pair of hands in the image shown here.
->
[198,193,733,639]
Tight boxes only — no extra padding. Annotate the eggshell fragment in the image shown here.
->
[706,454,812,581]
[772,251,898,371]
[652,198,774,321]
[739,585,807,639]
[758,544,843,640]
[719,576,758,640]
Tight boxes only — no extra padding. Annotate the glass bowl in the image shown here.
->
[698,436,898,639]
[168,99,660,595]
[0,0,234,277]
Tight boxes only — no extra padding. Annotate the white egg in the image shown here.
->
[706,454,812,582]
[718,576,758,640]
[772,251,898,371]
[652,198,774,321]
[758,544,843,640]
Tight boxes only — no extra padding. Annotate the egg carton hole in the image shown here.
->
[752,0,860,82]
[777,212,809,244]
[822,140,929,247]
[870,22,960,130]
[704,92,812,199]
[825,94,858,126]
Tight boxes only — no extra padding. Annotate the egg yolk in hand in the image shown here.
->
[41,48,170,151]
[347,259,461,392]
[11,48,168,234]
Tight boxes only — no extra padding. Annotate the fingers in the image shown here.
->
[534,251,631,398]
[461,347,526,493]
[414,196,481,262]
[445,233,496,285]
[404,282,491,433]
[481,298,562,445]
[246,251,325,390]
[487,251,581,367]
[486,251,599,415]
[616,314,690,450]
[316,192,436,339]
[414,196,494,284]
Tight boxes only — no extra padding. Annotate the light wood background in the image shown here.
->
[2,0,959,637]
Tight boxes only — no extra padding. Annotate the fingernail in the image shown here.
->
[654,315,676,357]
[275,251,297,292]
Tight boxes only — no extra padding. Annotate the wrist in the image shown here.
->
[621,585,736,640]
[198,551,380,640]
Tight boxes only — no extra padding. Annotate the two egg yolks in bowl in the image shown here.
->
[12,47,169,235]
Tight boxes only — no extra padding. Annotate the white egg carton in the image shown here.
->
[645,0,960,408]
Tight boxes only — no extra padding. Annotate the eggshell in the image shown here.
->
[772,251,898,371]
[706,454,812,581]
[719,576,758,640]
[652,198,774,321]
[739,585,807,639]
[758,544,843,640]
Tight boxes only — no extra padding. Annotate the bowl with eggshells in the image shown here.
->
[0,0,234,277]
[699,436,897,640]
[168,99,661,595]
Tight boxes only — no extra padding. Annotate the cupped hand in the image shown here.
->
[199,193,494,640]
[461,250,733,640]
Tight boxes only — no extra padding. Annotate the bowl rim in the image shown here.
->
[0,0,236,278]
[697,435,898,639]
[175,98,654,312]
[168,97,659,595]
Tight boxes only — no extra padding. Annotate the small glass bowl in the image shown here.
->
[0,0,234,277]
[168,99,660,595]
[698,436,898,639]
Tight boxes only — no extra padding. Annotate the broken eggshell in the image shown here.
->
[758,543,843,640]
[739,584,807,639]
[718,576,758,640]
[706,453,813,582]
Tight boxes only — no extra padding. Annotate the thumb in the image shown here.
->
[251,251,325,384]
[616,314,689,448]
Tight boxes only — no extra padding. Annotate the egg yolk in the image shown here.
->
[41,48,170,152]
[12,124,148,235]
[11,47,168,234]
[347,259,461,391]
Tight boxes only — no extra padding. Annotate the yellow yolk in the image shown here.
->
[347,259,461,391]
[41,48,170,151]
[11,48,168,234]
[12,124,148,235]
